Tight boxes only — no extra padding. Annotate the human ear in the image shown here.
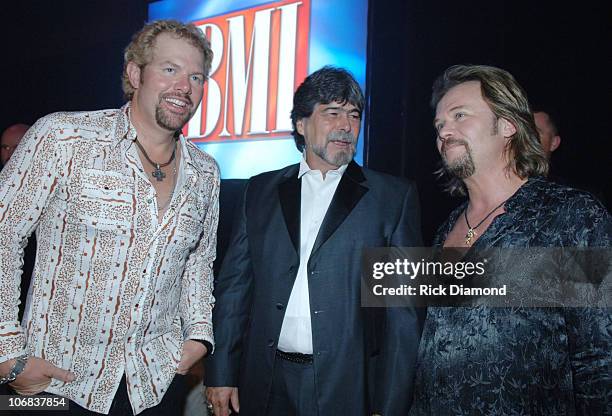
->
[499,117,517,138]
[126,62,142,90]
[296,119,305,136]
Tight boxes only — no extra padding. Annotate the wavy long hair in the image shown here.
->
[431,64,548,196]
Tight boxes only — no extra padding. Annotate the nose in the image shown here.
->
[336,112,352,132]
[438,122,454,142]
[175,75,192,95]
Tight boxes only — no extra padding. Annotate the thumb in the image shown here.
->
[44,362,76,383]
[231,388,240,412]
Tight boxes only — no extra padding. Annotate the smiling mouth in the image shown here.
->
[163,97,190,111]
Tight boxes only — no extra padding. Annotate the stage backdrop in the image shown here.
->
[149,0,369,179]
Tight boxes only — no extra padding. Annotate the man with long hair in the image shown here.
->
[411,64,611,415]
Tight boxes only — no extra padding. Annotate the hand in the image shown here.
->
[206,386,239,416]
[7,357,75,395]
[177,340,207,375]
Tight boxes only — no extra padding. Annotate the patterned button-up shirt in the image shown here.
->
[0,104,219,414]
[411,177,611,415]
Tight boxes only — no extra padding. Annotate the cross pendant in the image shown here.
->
[151,165,166,181]
[465,228,476,245]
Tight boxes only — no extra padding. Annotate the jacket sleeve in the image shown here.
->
[0,116,62,362]
[372,181,426,415]
[204,180,254,387]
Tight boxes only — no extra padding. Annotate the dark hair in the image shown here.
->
[290,66,365,152]
[431,64,548,196]
[532,106,561,136]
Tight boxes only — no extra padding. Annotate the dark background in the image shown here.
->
[2,0,610,244]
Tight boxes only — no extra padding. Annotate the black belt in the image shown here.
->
[276,349,313,364]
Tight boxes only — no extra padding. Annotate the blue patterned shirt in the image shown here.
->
[412,177,611,415]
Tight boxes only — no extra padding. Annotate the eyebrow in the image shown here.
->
[433,105,468,125]
[321,105,360,113]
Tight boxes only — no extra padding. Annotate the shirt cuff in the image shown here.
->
[190,339,213,358]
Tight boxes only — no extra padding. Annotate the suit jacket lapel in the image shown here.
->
[278,165,301,255]
[311,161,368,258]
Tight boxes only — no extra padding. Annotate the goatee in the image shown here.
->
[155,95,193,131]
[311,131,356,167]
[442,139,475,179]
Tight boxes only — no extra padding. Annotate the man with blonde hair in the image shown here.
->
[411,64,611,415]
[0,20,219,415]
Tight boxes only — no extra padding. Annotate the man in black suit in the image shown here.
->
[205,66,423,416]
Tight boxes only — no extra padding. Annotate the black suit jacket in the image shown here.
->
[206,161,424,415]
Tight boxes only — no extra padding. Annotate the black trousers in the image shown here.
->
[1,374,187,415]
[266,358,318,416]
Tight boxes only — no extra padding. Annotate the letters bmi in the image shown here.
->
[185,0,310,142]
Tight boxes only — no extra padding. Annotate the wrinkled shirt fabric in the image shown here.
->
[0,104,219,414]
[412,177,611,415]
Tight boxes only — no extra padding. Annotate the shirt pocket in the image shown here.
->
[71,169,135,231]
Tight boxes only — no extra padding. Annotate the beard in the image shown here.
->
[441,138,475,179]
[310,131,357,167]
[155,93,194,131]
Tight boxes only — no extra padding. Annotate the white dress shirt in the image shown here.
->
[277,158,347,353]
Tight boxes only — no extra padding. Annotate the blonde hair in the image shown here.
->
[431,64,548,196]
[122,20,213,101]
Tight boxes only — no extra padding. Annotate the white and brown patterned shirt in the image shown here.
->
[0,104,219,414]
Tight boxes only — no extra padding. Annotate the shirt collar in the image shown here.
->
[180,135,203,176]
[112,103,135,148]
[503,176,544,213]
[298,156,348,178]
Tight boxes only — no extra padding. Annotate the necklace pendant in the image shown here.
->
[151,165,166,182]
[465,228,476,245]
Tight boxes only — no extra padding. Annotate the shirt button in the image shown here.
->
[268,339,275,347]
[276,303,284,310]
[147,198,152,204]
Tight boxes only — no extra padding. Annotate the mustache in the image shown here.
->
[441,138,469,154]
[327,131,356,144]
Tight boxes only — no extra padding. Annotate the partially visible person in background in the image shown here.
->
[1,124,30,168]
[533,109,561,159]
[532,106,608,208]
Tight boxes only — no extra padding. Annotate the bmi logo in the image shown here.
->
[185,0,310,142]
